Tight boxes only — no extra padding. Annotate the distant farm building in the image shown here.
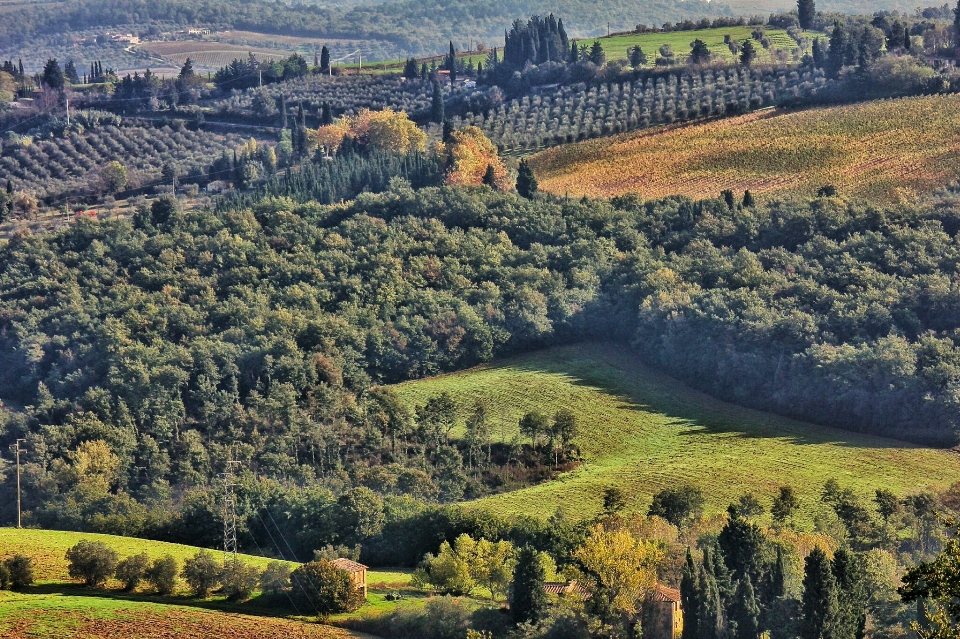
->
[543,580,589,598]
[331,557,368,598]
[643,583,683,639]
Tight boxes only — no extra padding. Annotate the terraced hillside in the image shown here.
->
[393,343,960,521]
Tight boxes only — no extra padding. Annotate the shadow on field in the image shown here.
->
[507,341,912,450]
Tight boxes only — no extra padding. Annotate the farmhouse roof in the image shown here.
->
[650,583,681,603]
[544,580,589,597]
[331,558,367,573]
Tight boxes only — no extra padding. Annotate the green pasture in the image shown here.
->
[392,343,960,523]
[588,26,817,66]
[0,528,410,589]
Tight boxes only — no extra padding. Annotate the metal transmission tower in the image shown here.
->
[9,439,26,528]
[220,460,241,563]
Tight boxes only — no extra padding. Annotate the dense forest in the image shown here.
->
[3,157,960,549]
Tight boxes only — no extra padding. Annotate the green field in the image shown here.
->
[0,528,413,637]
[0,528,410,588]
[585,26,815,66]
[392,343,960,522]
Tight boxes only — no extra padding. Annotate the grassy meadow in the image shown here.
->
[392,343,960,522]
[0,528,410,588]
[529,95,960,204]
[593,26,811,66]
[0,528,416,637]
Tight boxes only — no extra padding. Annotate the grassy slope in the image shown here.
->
[529,96,960,204]
[594,26,811,65]
[0,528,410,587]
[392,343,960,521]
[0,528,412,637]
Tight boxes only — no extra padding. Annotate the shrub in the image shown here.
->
[66,540,119,587]
[6,555,34,590]
[115,552,151,591]
[260,561,292,595]
[365,596,472,639]
[182,550,222,598]
[0,560,8,589]
[221,560,260,602]
[290,560,365,617]
[145,554,178,595]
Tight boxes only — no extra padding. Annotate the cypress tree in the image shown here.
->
[511,546,547,624]
[831,549,867,639]
[904,24,911,50]
[448,41,457,83]
[955,0,960,47]
[420,63,428,80]
[570,40,579,63]
[681,548,701,639]
[430,81,444,123]
[482,164,497,188]
[827,23,845,79]
[771,546,786,599]
[442,120,454,143]
[742,190,755,208]
[730,576,760,639]
[698,561,722,639]
[797,0,816,30]
[710,542,733,606]
[320,45,330,71]
[403,58,418,79]
[516,159,538,198]
[722,189,736,210]
[800,547,837,639]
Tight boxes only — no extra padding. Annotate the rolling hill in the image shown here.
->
[529,95,960,205]
[392,343,960,521]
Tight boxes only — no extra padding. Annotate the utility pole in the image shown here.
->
[259,69,262,88]
[10,439,26,528]
[220,460,240,564]
[66,98,70,128]
[358,51,362,75]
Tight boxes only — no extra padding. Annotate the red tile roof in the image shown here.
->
[650,583,681,603]
[330,558,367,573]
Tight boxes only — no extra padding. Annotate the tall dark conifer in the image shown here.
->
[832,549,867,639]
[320,45,330,71]
[511,546,547,624]
[430,82,444,123]
[800,547,837,639]
[698,561,722,639]
[798,0,816,30]
[681,548,701,639]
[516,159,538,198]
[730,576,760,639]
[827,23,845,79]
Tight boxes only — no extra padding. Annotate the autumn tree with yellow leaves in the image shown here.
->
[439,126,511,190]
[310,108,426,156]
[573,524,665,627]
